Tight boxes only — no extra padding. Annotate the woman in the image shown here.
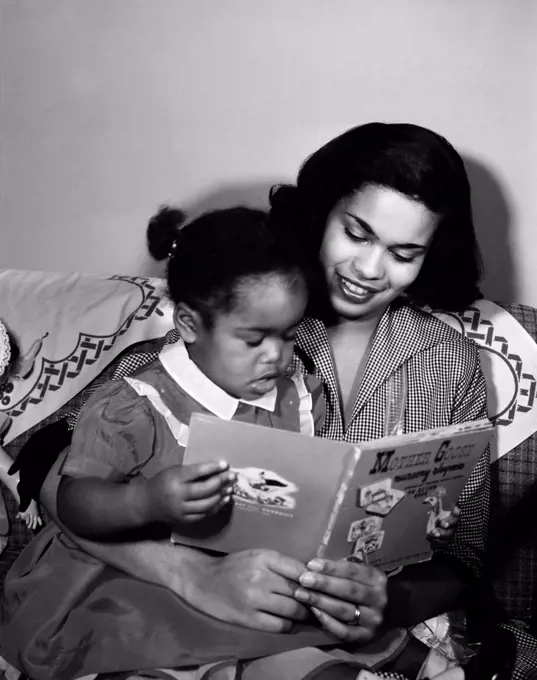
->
[1,123,489,680]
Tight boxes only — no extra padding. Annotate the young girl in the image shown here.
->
[56,206,325,540]
[0,320,43,531]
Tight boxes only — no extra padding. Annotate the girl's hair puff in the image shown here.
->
[147,205,309,328]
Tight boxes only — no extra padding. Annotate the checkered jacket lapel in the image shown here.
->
[351,303,461,426]
[293,303,462,436]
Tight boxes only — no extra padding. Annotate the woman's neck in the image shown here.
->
[326,309,384,339]
[325,310,385,423]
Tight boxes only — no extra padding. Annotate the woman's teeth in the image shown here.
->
[340,277,375,299]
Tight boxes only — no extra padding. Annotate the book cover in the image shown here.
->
[173,414,493,570]
[319,419,493,570]
[172,413,360,562]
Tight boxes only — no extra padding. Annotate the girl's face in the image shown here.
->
[319,184,438,322]
[187,276,307,401]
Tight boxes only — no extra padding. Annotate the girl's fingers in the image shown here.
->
[184,492,232,515]
[186,472,236,500]
[181,461,229,482]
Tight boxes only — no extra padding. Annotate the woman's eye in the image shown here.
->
[245,338,263,348]
[391,251,417,264]
[343,226,368,243]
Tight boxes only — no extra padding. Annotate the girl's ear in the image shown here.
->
[173,303,202,344]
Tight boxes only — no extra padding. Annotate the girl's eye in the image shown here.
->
[245,338,263,348]
[343,225,368,243]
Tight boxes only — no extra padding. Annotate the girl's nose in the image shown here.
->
[263,339,282,363]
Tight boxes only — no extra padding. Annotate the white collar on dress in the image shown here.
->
[159,340,277,421]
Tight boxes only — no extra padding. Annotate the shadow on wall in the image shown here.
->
[463,156,516,303]
[140,178,285,278]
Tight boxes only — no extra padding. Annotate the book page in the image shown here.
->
[174,413,358,563]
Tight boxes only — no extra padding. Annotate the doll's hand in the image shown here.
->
[16,499,43,531]
[427,505,461,549]
[145,462,236,525]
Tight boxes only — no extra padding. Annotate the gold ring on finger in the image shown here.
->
[348,606,361,626]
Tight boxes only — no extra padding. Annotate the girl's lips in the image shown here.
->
[253,373,279,385]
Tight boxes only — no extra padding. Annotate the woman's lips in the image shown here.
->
[336,273,383,302]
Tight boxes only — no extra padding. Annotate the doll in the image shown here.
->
[0,320,42,530]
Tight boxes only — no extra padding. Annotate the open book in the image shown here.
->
[171,414,493,571]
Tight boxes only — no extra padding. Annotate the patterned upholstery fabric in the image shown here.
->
[0,335,170,585]
[490,303,537,625]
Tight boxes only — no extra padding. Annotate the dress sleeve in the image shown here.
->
[441,342,490,578]
[61,378,156,483]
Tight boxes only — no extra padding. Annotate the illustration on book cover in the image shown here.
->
[346,479,451,558]
[358,478,406,517]
[232,467,298,510]
[422,486,451,536]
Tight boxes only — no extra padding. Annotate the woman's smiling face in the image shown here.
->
[319,184,439,322]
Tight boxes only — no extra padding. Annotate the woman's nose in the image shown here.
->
[353,245,384,280]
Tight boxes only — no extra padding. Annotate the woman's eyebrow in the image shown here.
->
[345,213,374,235]
[345,212,427,251]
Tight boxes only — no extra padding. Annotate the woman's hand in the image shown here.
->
[293,557,387,642]
[180,548,310,632]
[427,505,461,550]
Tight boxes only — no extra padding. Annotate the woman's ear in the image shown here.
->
[173,303,202,344]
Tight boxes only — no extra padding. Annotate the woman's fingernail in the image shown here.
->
[299,572,316,586]
[294,588,310,602]
[311,607,323,618]
[307,559,324,572]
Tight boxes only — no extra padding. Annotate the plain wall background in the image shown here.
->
[1,0,536,303]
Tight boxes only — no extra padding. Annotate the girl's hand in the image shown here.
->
[427,505,461,549]
[293,557,387,643]
[145,462,237,525]
[182,548,309,632]
[16,499,43,531]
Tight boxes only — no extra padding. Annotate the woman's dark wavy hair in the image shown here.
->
[147,205,308,328]
[269,122,483,313]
